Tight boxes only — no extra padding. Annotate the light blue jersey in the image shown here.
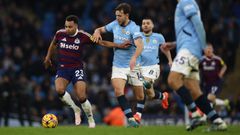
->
[175,0,203,59]
[105,20,142,68]
[140,32,165,66]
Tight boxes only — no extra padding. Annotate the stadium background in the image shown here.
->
[0,0,240,127]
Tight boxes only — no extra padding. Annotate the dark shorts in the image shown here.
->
[203,79,223,95]
[56,68,86,84]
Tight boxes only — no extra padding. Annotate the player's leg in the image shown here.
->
[185,78,227,131]
[141,64,169,109]
[144,77,169,109]
[55,71,81,125]
[168,49,203,130]
[208,84,230,109]
[111,66,139,127]
[128,66,146,124]
[132,85,144,123]
[73,81,95,128]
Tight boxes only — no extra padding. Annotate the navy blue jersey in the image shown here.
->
[55,29,93,69]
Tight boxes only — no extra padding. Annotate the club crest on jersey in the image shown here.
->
[74,38,80,44]
[61,38,67,42]
[121,29,130,35]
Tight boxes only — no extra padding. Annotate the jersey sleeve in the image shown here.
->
[131,25,142,40]
[158,34,165,45]
[80,31,95,44]
[105,21,115,33]
[181,0,198,18]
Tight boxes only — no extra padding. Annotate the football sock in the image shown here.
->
[176,86,197,112]
[136,98,145,117]
[153,90,164,100]
[81,99,93,118]
[117,95,133,118]
[215,98,225,106]
[195,95,219,122]
[59,91,80,112]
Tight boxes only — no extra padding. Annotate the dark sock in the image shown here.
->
[136,98,145,114]
[117,95,133,118]
[176,86,197,112]
[58,91,65,97]
[195,95,219,122]
[153,91,163,100]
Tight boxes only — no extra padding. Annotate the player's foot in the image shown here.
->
[224,99,231,110]
[186,111,206,131]
[143,80,152,89]
[74,108,81,125]
[133,113,141,124]
[127,118,139,128]
[88,116,96,128]
[206,118,227,131]
[161,92,169,109]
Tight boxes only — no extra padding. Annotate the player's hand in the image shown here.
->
[118,41,131,49]
[129,56,137,70]
[43,56,52,69]
[168,61,173,67]
[92,31,102,43]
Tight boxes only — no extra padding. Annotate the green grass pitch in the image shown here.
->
[0,125,239,135]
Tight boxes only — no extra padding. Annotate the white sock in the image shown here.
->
[81,99,94,119]
[60,91,80,112]
[215,98,225,106]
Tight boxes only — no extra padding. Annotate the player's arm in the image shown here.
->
[130,37,143,70]
[44,37,57,68]
[93,26,107,43]
[98,40,131,49]
[161,41,176,50]
[218,59,227,78]
[160,44,173,66]
[190,14,206,49]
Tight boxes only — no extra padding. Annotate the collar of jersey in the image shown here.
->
[120,20,131,27]
[69,29,79,37]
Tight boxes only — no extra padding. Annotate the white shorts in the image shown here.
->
[171,49,200,80]
[111,66,143,86]
[141,64,160,82]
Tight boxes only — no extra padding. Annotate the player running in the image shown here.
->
[164,0,227,131]
[133,18,172,123]
[93,3,144,127]
[200,43,230,109]
[44,15,129,128]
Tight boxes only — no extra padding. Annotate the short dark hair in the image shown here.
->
[142,17,153,22]
[115,3,131,15]
[65,15,79,24]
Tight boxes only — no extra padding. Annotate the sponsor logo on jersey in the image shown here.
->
[114,35,130,41]
[60,42,79,50]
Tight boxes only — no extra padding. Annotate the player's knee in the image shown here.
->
[147,93,155,99]
[207,94,216,102]
[114,89,124,97]
[136,94,144,100]
[55,87,65,94]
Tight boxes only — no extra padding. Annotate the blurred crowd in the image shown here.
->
[0,0,240,126]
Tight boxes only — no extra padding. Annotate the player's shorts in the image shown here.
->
[141,64,160,82]
[56,67,86,84]
[171,49,200,80]
[111,66,143,86]
[203,79,223,95]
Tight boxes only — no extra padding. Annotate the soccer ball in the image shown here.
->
[42,114,58,128]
